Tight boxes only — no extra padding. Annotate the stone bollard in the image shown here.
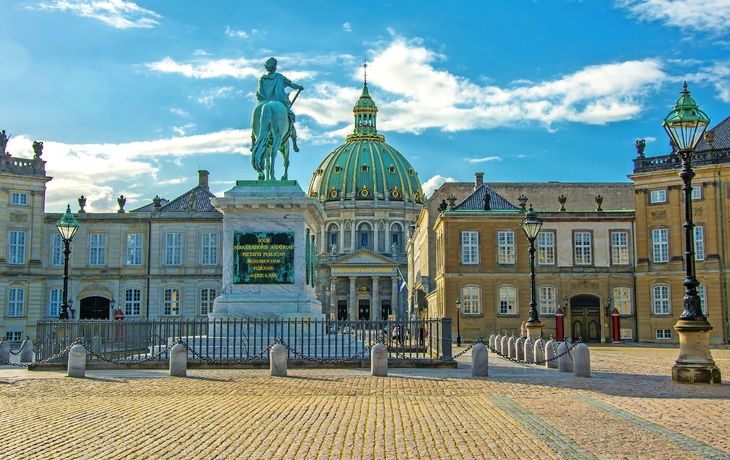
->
[545,339,558,369]
[507,336,516,359]
[0,341,9,362]
[488,334,495,350]
[169,343,187,377]
[270,343,288,377]
[371,343,388,377]
[67,344,86,378]
[524,338,534,363]
[516,337,525,361]
[573,343,591,377]
[558,342,573,373]
[20,338,34,363]
[472,343,488,377]
[534,338,544,365]
[500,335,509,356]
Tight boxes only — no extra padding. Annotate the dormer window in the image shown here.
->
[408,168,414,176]
[361,164,369,173]
[334,166,343,174]
[388,165,396,174]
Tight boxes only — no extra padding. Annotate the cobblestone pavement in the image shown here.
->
[0,346,729,459]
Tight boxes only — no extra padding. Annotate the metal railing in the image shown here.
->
[35,318,452,364]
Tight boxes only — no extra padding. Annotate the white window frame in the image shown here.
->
[461,231,479,265]
[611,232,629,265]
[497,231,515,264]
[48,288,63,317]
[51,233,64,266]
[163,288,180,316]
[8,231,26,265]
[694,226,705,261]
[655,329,672,340]
[201,233,219,266]
[538,286,556,315]
[461,285,480,314]
[126,233,143,266]
[650,189,667,203]
[4,331,23,342]
[498,286,517,315]
[697,284,707,316]
[652,229,669,263]
[620,328,633,340]
[88,233,107,266]
[7,288,25,317]
[613,287,632,315]
[125,288,142,316]
[10,192,28,206]
[537,232,555,265]
[691,185,702,200]
[201,288,216,315]
[573,232,592,265]
[164,233,182,266]
[652,285,670,315]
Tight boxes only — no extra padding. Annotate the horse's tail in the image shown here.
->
[251,103,272,172]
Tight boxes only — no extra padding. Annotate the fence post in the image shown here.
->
[545,339,558,369]
[524,337,534,363]
[20,338,34,363]
[573,343,591,377]
[558,342,573,372]
[371,343,388,376]
[169,343,187,377]
[0,341,9,362]
[441,317,452,358]
[67,344,86,378]
[270,343,287,377]
[472,343,488,377]
[534,338,544,365]
[507,335,516,359]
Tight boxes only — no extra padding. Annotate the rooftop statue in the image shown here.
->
[0,130,10,155]
[33,141,43,158]
[250,57,304,181]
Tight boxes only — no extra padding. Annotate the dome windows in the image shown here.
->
[328,187,340,199]
[334,166,343,174]
[390,186,402,199]
[387,165,396,174]
[358,186,372,198]
[408,168,414,176]
[361,164,369,173]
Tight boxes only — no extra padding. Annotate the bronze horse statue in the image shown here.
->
[250,101,292,181]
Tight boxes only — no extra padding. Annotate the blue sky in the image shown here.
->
[2,0,729,212]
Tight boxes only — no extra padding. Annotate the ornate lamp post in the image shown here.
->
[520,205,543,338]
[55,205,80,320]
[455,297,462,347]
[663,82,721,383]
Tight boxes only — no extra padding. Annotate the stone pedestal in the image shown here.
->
[67,344,86,378]
[371,343,388,376]
[672,320,722,384]
[525,321,544,340]
[169,343,187,377]
[471,343,488,377]
[270,344,288,377]
[210,181,326,321]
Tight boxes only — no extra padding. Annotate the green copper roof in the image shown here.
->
[308,84,423,203]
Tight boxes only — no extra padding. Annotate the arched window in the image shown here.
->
[461,285,481,314]
[390,223,403,253]
[327,223,339,253]
[498,286,517,315]
[538,286,556,314]
[358,223,372,249]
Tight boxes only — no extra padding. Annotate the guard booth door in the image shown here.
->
[337,300,348,320]
[570,295,601,343]
[358,299,370,320]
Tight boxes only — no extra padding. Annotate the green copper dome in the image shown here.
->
[308,84,424,203]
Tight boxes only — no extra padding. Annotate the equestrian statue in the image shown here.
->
[250,57,303,181]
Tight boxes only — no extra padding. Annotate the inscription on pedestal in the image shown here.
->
[233,231,294,284]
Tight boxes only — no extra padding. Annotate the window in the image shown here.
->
[620,328,632,340]
[498,286,517,315]
[126,233,143,266]
[10,192,28,206]
[574,232,592,265]
[652,285,670,315]
[656,329,672,340]
[461,231,479,264]
[125,289,142,316]
[51,234,64,266]
[497,231,515,264]
[8,231,26,265]
[611,232,629,265]
[697,284,707,315]
[201,288,216,315]
[650,189,667,203]
[89,233,107,266]
[461,286,480,314]
[691,185,702,200]
[537,232,555,265]
[538,286,556,314]
[652,229,669,263]
[7,288,25,317]
[48,289,62,317]
[613,287,632,315]
[694,226,705,261]
[201,233,218,265]
[165,233,182,265]
[4,331,22,342]
[163,288,180,316]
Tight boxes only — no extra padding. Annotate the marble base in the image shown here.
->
[210,293,323,321]
[672,320,722,384]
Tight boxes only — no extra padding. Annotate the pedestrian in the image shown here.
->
[521,321,527,338]
[419,324,425,346]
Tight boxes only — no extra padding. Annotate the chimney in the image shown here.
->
[198,170,209,190]
[474,172,484,190]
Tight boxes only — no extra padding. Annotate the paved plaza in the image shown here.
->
[0,345,729,459]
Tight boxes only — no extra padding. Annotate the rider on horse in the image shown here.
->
[255,57,303,152]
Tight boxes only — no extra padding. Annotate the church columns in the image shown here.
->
[372,276,380,320]
[339,224,344,254]
[391,276,398,319]
[350,219,356,252]
[373,222,379,254]
[385,221,391,251]
[330,277,337,319]
[349,276,357,320]
[320,223,326,254]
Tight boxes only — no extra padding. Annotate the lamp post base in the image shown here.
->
[524,321,544,340]
[672,319,721,384]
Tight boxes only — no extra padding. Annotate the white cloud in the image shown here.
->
[617,0,730,34]
[422,175,456,197]
[466,156,501,164]
[225,26,249,38]
[343,23,352,32]
[172,123,195,136]
[146,56,261,80]
[196,86,235,107]
[689,61,730,102]
[170,108,189,117]
[193,50,211,56]
[33,0,161,29]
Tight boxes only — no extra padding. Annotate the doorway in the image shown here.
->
[381,300,391,320]
[337,300,348,320]
[79,296,111,320]
[358,299,370,320]
[570,295,601,343]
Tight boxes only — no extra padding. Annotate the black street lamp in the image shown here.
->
[663,82,720,384]
[520,205,543,333]
[55,205,80,320]
[455,297,462,347]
